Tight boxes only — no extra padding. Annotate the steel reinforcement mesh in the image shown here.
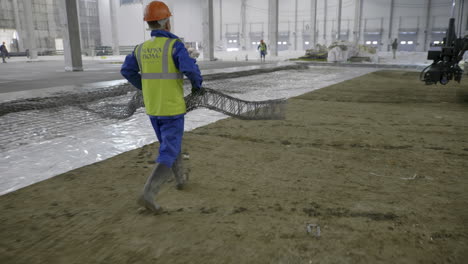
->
[80,88,285,120]
[0,82,286,121]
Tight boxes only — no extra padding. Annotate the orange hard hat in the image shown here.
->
[144,1,172,22]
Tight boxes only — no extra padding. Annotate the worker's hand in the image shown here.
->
[191,87,205,95]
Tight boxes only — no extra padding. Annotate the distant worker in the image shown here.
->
[0,42,9,63]
[391,38,398,59]
[120,0,203,212]
[257,39,267,62]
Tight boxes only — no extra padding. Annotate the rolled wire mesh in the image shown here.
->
[0,68,316,151]
[1,82,286,120]
[1,65,310,120]
[0,84,134,117]
[185,88,285,120]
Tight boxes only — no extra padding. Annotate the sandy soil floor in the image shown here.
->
[1,71,467,264]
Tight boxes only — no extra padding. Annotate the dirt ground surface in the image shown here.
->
[1,70,467,264]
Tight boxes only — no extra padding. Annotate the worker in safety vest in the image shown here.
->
[121,1,203,212]
[257,39,267,62]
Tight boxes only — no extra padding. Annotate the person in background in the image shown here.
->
[257,39,267,62]
[0,42,9,63]
[391,38,398,59]
[120,1,203,213]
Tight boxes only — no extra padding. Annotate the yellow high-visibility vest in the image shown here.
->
[135,37,185,116]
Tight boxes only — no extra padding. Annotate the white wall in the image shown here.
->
[104,0,466,52]
[98,0,112,46]
[105,0,203,46]
[116,3,146,46]
[172,0,203,42]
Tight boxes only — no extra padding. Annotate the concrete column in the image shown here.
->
[109,0,120,55]
[12,0,24,52]
[294,0,298,50]
[75,0,84,50]
[311,0,317,46]
[63,0,83,71]
[241,0,247,50]
[202,0,215,60]
[268,0,279,56]
[23,0,37,59]
[353,0,363,45]
[336,0,342,41]
[387,0,395,51]
[424,0,432,51]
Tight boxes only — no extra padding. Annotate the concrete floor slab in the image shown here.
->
[0,58,270,94]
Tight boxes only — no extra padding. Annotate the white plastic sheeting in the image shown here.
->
[0,66,376,195]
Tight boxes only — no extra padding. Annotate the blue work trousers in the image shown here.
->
[149,115,184,168]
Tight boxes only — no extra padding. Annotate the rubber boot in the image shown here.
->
[137,163,172,212]
[172,154,188,190]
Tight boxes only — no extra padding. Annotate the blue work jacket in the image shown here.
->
[121,30,203,119]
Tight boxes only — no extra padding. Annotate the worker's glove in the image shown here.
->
[191,87,205,95]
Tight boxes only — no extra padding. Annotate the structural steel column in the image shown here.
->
[294,0,298,50]
[388,0,395,51]
[202,0,215,60]
[220,0,223,40]
[241,0,247,50]
[450,0,455,18]
[323,0,327,42]
[110,0,120,56]
[456,0,466,36]
[12,0,24,52]
[311,0,317,46]
[336,0,342,41]
[463,0,468,35]
[353,0,363,45]
[63,0,83,71]
[23,0,37,59]
[268,0,279,56]
[424,0,432,51]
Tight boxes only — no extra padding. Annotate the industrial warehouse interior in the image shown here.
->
[0,0,467,263]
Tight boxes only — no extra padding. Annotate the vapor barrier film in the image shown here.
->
[0,66,376,195]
